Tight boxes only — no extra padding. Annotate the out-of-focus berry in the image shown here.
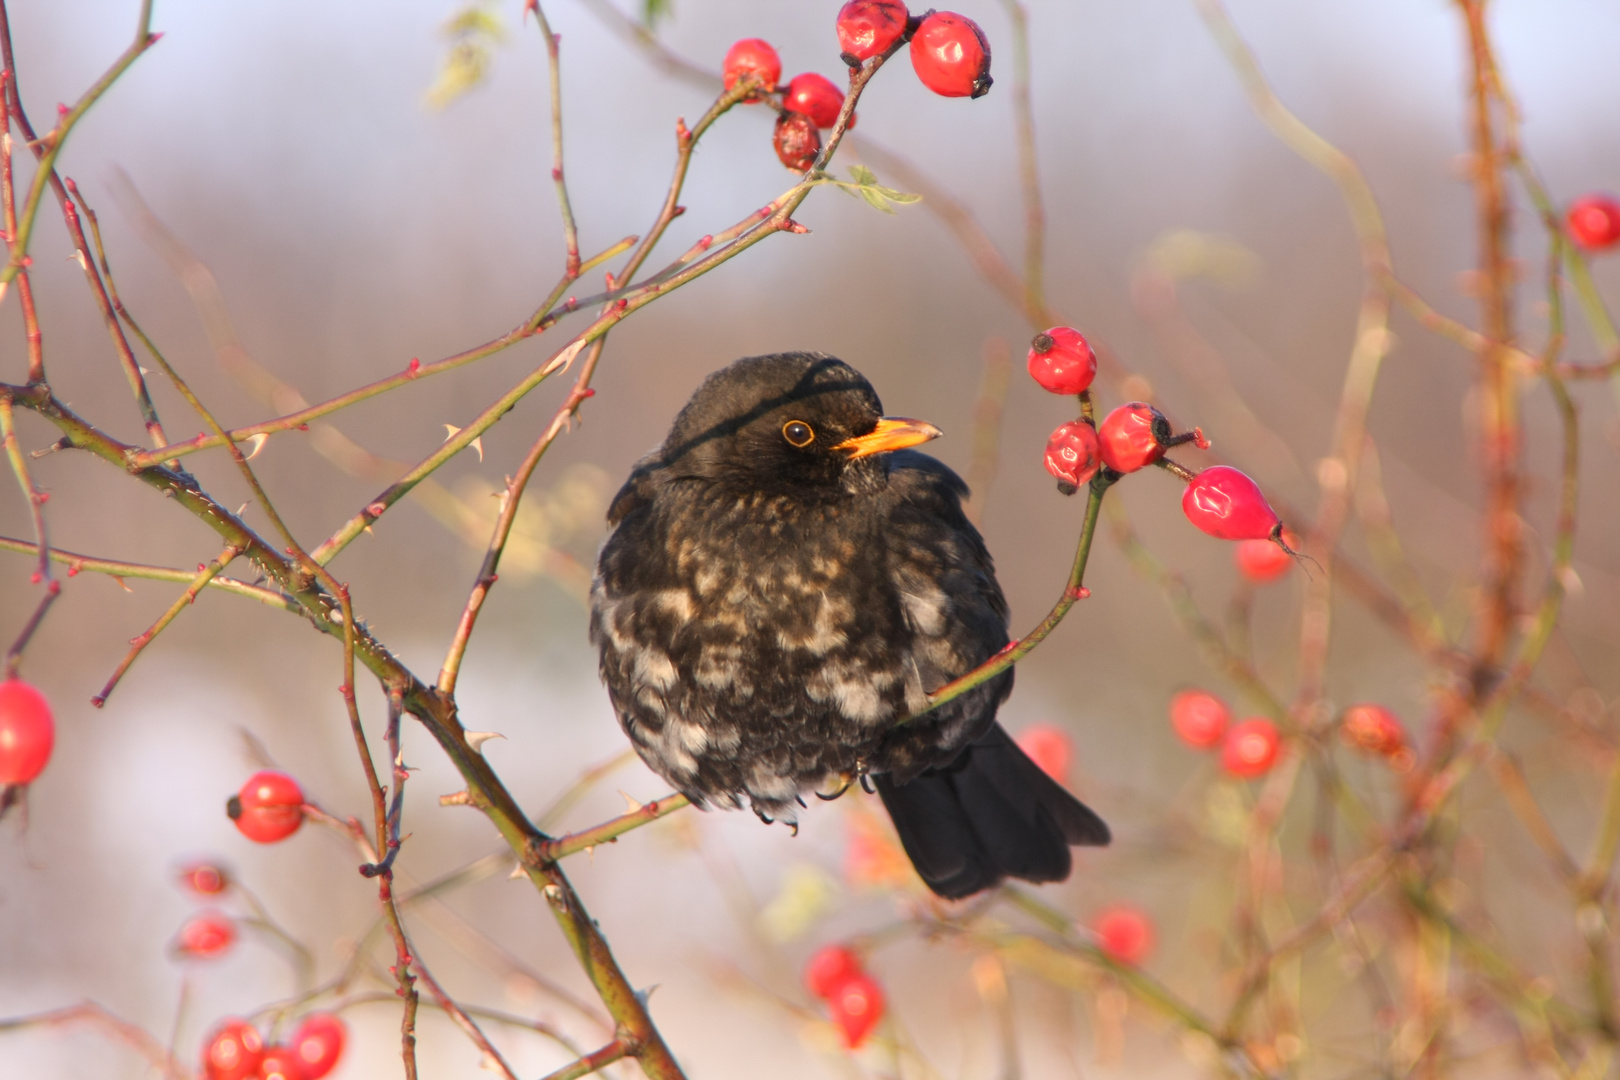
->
[1170,689,1230,750]
[0,678,54,785]
[1567,194,1620,251]
[1093,905,1155,966]
[1221,718,1281,779]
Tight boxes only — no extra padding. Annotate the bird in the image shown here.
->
[589,352,1109,899]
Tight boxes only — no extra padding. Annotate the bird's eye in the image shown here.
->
[782,420,815,448]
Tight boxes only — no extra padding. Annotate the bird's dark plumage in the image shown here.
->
[589,353,1108,898]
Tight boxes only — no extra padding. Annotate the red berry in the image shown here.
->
[1182,466,1280,541]
[784,73,849,129]
[289,1014,346,1080]
[1567,194,1620,251]
[1092,905,1155,966]
[1221,718,1281,779]
[773,111,822,172]
[1043,420,1100,495]
[909,12,992,99]
[1169,689,1230,750]
[228,770,305,844]
[257,1045,308,1080]
[0,678,54,785]
[836,0,909,63]
[179,862,231,896]
[1016,724,1072,786]
[1097,402,1169,473]
[1234,532,1295,583]
[176,911,237,958]
[827,971,885,1049]
[1026,327,1096,395]
[201,1019,264,1080]
[722,38,781,99]
[805,945,863,999]
[1341,704,1405,758]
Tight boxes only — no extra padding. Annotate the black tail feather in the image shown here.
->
[874,723,1109,900]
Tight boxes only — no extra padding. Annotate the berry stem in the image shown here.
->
[908,471,1113,722]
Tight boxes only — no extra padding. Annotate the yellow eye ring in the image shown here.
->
[782,420,815,447]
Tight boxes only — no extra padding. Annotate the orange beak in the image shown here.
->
[833,416,943,459]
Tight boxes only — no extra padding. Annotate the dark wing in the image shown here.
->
[874,451,1110,899]
[875,450,1013,778]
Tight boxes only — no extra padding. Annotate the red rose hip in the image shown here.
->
[722,38,781,99]
[1221,718,1281,779]
[805,944,863,999]
[773,111,822,172]
[836,0,909,63]
[1234,533,1294,583]
[1098,402,1170,473]
[201,1018,264,1080]
[0,678,54,785]
[1341,704,1405,758]
[827,970,885,1049]
[179,862,231,896]
[783,73,849,129]
[1169,689,1230,750]
[1182,466,1280,541]
[1567,194,1620,251]
[257,1045,308,1080]
[909,12,992,98]
[1027,327,1096,395]
[1043,420,1100,495]
[1093,905,1155,966]
[176,911,236,958]
[228,769,305,843]
[289,1013,346,1080]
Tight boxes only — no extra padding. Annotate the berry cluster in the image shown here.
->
[1024,324,1300,578]
[803,944,886,1049]
[1168,689,1282,780]
[723,3,994,175]
[200,1013,346,1080]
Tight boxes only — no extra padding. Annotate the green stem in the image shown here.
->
[910,471,1109,721]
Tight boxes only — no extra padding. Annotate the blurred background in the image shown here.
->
[3,0,1620,1076]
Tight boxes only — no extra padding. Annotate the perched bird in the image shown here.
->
[590,353,1109,898]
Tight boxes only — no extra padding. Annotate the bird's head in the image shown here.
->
[657,353,941,498]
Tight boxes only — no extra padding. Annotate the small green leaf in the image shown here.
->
[861,187,896,215]
[847,164,879,187]
[642,0,674,29]
[874,186,921,205]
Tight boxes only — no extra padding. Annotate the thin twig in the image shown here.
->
[530,0,581,279]
[90,542,243,707]
[541,1037,634,1080]
[533,794,691,863]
